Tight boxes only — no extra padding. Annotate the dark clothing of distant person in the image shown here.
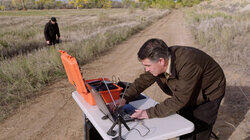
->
[44,20,60,46]
[124,46,226,139]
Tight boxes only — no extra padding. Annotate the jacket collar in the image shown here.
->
[157,48,177,79]
[165,57,171,75]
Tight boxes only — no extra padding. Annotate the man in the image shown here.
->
[44,17,60,46]
[118,38,226,139]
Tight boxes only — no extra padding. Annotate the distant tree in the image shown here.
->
[12,0,16,7]
[0,5,5,11]
[12,0,28,10]
[55,1,63,8]
[101,0,112,8]
[138,0,201,8]
[68,0,111,9]
[111,1,123,8]
[151,0,175,9]
[34,0,56,9]
[181,0,200,7]
[83,0,88,4]
[122,0,131,8]
[68,0,85,9]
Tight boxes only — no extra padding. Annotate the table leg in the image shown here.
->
[83,113,103,140]
[83,113,91,140]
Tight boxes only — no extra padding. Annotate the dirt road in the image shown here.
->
[0,10,245,140]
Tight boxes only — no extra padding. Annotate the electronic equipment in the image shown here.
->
[59,50,122,105]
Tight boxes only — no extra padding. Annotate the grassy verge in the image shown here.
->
[0,9,170,122]
[184,2,249,138]
[184,0,249,78]
[0,9,134,59]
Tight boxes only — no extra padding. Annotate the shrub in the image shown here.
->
[181,0,201,7]
[0,5,5,11]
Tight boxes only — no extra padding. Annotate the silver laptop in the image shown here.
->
[91,89,135,122]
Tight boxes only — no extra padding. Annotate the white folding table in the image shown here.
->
[72,91,194,140]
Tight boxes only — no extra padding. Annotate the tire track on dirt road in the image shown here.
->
[0,10,196,140]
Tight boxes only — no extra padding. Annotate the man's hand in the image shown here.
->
[131,110,149,119]
[109,98,126,112]
[46,41,50,44]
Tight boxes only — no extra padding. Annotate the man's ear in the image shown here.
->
[158,58,166,65]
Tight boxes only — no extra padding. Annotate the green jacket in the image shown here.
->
[124,46,226,118]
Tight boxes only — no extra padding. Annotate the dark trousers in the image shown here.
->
[179,95,224,140]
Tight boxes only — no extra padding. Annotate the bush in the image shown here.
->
[151,0,176,9]
[181,0,201,7]
[111,1,123,8]
[0,5,5,11]
[1,1,14,10]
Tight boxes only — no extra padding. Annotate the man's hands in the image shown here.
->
[46,41,50,44]
[109,98,149,119]
[131,110,149,119]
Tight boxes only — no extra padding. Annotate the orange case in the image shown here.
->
[86,78,123,103]
[59,50,96,105]
[59,50,123,105]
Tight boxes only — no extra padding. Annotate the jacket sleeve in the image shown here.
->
[146,63,203,118]
[124,71,157,102]
[56,23,60,38]
[44,23,49,41]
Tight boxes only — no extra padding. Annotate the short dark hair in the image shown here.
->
[137,38,170,61]
[51,17,57,22]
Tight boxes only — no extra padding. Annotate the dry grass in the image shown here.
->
[184,0,249,139]
[0,8,170,121]
[185,0,249,81]
[0,9,138,58]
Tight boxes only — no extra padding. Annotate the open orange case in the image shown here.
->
[59,50,122,105]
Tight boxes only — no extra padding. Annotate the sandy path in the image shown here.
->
[1,10,237,140]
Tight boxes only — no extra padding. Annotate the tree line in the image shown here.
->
[0,0,203,11]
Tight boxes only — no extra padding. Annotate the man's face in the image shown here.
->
[51,21,56,24]
[141,58,167,76]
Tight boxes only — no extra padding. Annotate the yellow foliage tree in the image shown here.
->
[83,0,88,4]
[68,0,84,9]
[0,5,5,11]
[34,0,55,8]
[101,0,112,8]
[12,0,16,7]
[107,0,112,8]
[12,0,27,10]
[69,0,111,9]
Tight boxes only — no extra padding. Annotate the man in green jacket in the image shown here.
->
[118,38,226,139]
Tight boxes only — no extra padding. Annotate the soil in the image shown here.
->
[0,10,249,140]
